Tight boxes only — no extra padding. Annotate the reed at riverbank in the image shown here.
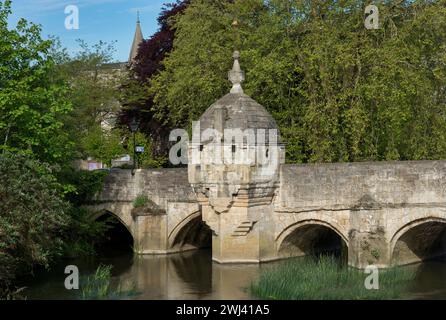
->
[250,256,415,300]
[80,265,138,300]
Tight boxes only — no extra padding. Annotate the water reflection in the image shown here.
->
[406,257,446,300]
[119,250,258,300]
[23,250,446,300]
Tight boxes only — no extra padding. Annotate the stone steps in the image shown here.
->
[232,221,255,237]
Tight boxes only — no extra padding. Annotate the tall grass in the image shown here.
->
[250,256,415,300]
[80,265,138,300]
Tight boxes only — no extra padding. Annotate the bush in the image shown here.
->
[57,169,111,258]
[61,208,111,258]
[59,169,109,206]
[133,194,149,208]
[0,153,70,292]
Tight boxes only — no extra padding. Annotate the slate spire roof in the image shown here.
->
[129,11,144,63]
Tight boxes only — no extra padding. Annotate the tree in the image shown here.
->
[149,0,236,130]
[58,40,124,162]
[0,0,73,164]
[0,1,115,295]
[119,0,190,161]
[149,0,446,163]
[126,132,167,168]
[0,153,70,290]
[80,125,125,167]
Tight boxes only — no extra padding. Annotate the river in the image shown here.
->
[22,249,446,300]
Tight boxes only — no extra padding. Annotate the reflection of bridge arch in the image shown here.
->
[390,216,446,265]
[276,219,348,258]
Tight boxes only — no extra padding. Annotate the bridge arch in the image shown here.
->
[390,216,446,265]
[87,202,134,232]
[85,202,135,252]
[168,211,212,251]
[85,209,135,253]
[276,219,348,258]
[91,210,132,235]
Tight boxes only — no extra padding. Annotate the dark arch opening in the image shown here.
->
[393,221,446,265]
[279,224,347,262]
[172,216,212,251]
[95,211,134,255]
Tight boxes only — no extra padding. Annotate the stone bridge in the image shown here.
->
[87,169,206,255]
[87,51,446,268]
[87,160,446,269]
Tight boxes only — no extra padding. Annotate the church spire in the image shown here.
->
[129,11,143,63]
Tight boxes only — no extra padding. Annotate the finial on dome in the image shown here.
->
[229,50,245,94]
[137,11,140,24]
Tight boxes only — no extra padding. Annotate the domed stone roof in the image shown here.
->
[200,92,279,132]
[199,51,279,136]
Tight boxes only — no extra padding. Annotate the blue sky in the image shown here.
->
[8,0,175,62]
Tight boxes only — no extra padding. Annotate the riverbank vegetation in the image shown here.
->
[0,154,70,296]
[250,256,415,300]
[80,265,138,300]
[0,153,111,296]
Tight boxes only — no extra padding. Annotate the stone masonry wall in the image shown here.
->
[278,161,446,211]
[96,168,195,210]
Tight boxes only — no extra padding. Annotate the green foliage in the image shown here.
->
[150,0,234,129]
[58,40,123,161]
[150,0,446,163]
[371,249,381,260]
[250,256,415,300]
[0,2,121,296]
[57,169,111,257]
[0,0,73,164]
[133,194,149,208]
[61,208,111,258]
[126,132,167,168]
[0,153,70,289]
[58,169,109,206]
[80,265,112,300]
[80,264,138,300]
[0,287,26,300]
[81,125,126,167]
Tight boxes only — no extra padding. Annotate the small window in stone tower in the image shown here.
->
[232,145,236,153]
[266,148,269,158]
[199,145,204,152]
